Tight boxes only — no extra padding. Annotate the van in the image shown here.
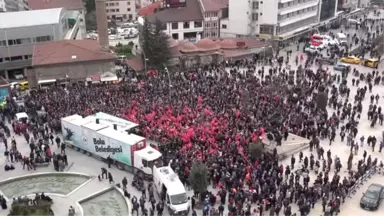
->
[18,81,29,91]
[38,79,56,89]
[336,33,347,45]
[153,166,190,215]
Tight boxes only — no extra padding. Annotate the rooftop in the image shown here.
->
[147,0,203,23]
[138,0,163,16]
[28,0,84,10]
[32,40,116,67]
[0,8,64,29]
[200,0,228,12]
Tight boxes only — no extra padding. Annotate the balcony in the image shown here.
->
[279,0,319,15]
[0,59,32,71]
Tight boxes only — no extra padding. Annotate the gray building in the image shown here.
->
[0,7,68,79]
[0,0,29,12]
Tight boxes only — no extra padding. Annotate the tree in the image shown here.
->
[139,18,170,69]
[85,11,97,31]
[84,0,95,12]
[188,161,209,201]
[248,140,264,160]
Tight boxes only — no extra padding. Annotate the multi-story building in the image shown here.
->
[146,0,204,41]
[0,0,29,12]
[338,0,367,10]
[0,8,83,79]
[105,0,137,21]
[198,0,228,38]
[220,0,334,41]
[27,0,86,39]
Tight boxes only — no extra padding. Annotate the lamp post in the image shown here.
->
[142,50,148,72]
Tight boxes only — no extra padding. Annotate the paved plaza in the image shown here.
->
[1,10,384,216]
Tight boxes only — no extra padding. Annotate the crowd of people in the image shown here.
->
[0,8,383,216]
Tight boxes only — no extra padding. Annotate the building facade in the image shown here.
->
[220,0,331,41]
[105,0,137,21]
[0,0,29,12]
[146,0,204,41]
[197,0,229,38]
[0,8,70,79]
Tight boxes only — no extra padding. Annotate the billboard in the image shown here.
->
[165,0,186,8]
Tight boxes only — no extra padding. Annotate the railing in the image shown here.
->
[0,59,32,71]
[347,165,377,198]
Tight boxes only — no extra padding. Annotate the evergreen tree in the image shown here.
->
[139,18,170,70]
[188,161,209,200]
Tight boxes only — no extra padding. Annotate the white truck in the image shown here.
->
[153,166,190,215]
[61,113,162,178]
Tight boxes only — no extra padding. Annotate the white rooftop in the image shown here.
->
[0,8,64,29]
[82,122,109,131]
[98,127,145,145]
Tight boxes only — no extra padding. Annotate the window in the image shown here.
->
[194,21,202,28]
[128,14,132,20]
[183,22,190,29]
[252,13,258,21]
[7,40,14,46]
[253,1,259,9]
[221,24,227,29]
[172,33,179,39]
[36,35,52,42]
[213,22,217,27]
[116,9,119,12]
[212,32,216,37]
[111,9,115,12]
[260,13,262,16]
[127,1,130,5]
[106,9,109,12]
[171,22,178,29]
[123,14,127,19]
[109,3,114,6]
[0,40,6,46]
[212,12,218,17]
[116,2,119,6]
[127,8,131,11]
[105,3,108,6]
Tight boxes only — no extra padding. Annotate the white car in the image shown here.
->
[305,46,319,54]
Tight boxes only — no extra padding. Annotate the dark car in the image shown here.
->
[319,56,337,65]
[333,63,351,73]
[360,183,384,210]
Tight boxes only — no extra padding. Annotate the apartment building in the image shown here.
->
[220,0,338,41]
[198,0,228,38]
[105,0,137,21]
[146,0,203,41]
[0,0,29,12]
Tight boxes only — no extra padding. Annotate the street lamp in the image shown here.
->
[142,50,148,72]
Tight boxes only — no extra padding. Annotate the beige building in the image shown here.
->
[28,40,116,89]
[105,0,137,22]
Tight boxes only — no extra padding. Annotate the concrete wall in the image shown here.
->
[29,60,115,88]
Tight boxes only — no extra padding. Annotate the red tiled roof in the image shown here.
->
[32,40,116,66]
[28,0,84,10]
[126,55,144,71]
[200,0,228,12]
[138,0,163,16]
[196,38,220,51]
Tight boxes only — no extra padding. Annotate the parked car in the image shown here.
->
[333,63,351,72]
[340,56,361,64]
[362,58,379,68]
[360,183,384,210]
[305,45,320,54]
[319,56,337,65]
